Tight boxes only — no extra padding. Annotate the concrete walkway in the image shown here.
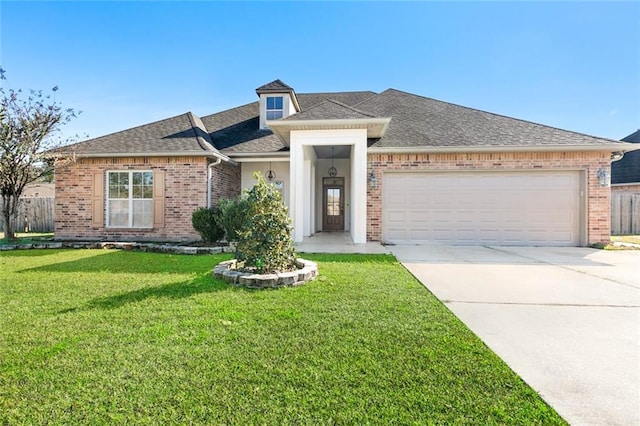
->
[389,245,640,426]
[295,232,390,254]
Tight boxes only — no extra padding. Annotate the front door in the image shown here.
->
[323,177,344,231]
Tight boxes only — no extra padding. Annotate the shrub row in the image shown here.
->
[191,173,297,274]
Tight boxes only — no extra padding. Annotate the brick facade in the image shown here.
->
[366,151,611,245]
[210,161,241,204]
[55,151,612,246]
[56,156,222,242]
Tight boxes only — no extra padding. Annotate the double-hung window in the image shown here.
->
[266,96,284,120]
[107,171,153,228]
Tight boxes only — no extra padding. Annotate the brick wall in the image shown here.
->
[367,151,611,245]
[210,161,241,204]
[55,156,209,242]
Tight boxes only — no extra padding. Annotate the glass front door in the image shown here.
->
[323,178,344,231]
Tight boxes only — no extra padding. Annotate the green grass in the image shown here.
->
[0,250,565,424]
[0,232,54,245]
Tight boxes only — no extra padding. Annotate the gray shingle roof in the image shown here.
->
[284,99,376,121]
[59,112,224,156]
[200,102,286,154]
[612,130,640,184]
[256,79,295,93]
[356,89,622,149]
[63,82,626,158]
[297,92,376,110]
[200,91,377,154]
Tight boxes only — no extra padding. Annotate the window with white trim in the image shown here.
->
[107,171,153,228]
[266,96,284,120]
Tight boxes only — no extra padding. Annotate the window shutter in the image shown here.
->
[153,170,165,228]
[92,172,104,227]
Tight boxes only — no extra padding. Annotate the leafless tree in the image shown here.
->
[0,67,79,241]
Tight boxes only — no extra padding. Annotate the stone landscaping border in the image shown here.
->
[0,241,234,255]
[213,258,318,289]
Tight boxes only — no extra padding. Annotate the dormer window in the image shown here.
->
[256,80,301,129]
[266,96,284,120]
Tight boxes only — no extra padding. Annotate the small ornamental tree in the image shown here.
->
[236,172,297,274]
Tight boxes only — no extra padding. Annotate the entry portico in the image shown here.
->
[290,128,366,243]
[269,118,390,244]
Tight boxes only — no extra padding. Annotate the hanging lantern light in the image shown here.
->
[266,162,276,181]
[328,147,337,177]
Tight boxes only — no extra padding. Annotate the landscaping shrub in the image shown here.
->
[218,196,250,242]
[236,173,297,273]
[191,206,225,243]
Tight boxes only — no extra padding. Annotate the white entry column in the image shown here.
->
[350,136,368,244]
[289,137,305,243]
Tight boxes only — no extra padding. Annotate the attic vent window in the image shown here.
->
[266,96,284,120]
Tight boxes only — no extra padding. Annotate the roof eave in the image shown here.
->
[52,150,237,165]
[611,182,640,186]
[368,143,639,154]
[231,155,291,163]
[267,117,392,146]
[226,151,290,158]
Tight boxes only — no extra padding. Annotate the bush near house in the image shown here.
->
[217,196,250,242]
[235,173,297,273]
[191,206,225,243]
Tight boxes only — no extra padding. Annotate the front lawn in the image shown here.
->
[0,250,564,424]
[0,232,53,245]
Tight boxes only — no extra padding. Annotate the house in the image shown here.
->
[611,130,640,193]
[54,79,638,246]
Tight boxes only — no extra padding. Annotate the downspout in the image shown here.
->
[207,158,222,208]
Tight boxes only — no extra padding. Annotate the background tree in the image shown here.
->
[0,68,78,241]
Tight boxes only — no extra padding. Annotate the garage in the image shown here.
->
[383,171,583,246]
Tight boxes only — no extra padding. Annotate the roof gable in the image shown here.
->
[622,130,640,143]
[612,130,640,184]
[256,79,295,94]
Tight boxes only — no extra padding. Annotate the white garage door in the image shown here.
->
[383,171,582,246]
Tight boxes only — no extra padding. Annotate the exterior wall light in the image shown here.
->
[596,167,610,187]
[369,170,378,189]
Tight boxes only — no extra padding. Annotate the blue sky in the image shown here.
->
[1,1,638,142]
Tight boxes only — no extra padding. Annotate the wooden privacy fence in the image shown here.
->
[611,193,640,235]
[0,197,55,233]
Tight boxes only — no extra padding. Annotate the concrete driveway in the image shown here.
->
[389,245,640,426]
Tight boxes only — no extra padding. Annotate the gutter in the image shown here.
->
[51,151,238,165]
[611,182,640,186]
[367,143,640,154]
[225,152,291,163]
[268,117,392,128]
